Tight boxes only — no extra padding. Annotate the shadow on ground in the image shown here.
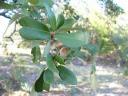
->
[0,47,128,96]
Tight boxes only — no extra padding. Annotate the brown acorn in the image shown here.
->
[56,41,63,49]
[59,47,69,58]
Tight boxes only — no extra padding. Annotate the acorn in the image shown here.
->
[56,41,63,49]
[59,47,69,58]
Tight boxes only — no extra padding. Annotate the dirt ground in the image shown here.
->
[0,45,128,96]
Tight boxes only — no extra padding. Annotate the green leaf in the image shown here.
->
[53,55,65,65]
[0,2,15,9]
[44,5,56,31]
[37,0,53,7]
[19,16,49,32]
[34,71,44,92]
[85,44,99,55]
[19,27,50,40]
[30,9,42,18]
[71,49,86,59]
[31,46,41,63]
[43,82,50,91]
[34,70,50,92]
[55,32,90,48]
[57,18,74,31]
[17,0,28,4]
[57,65,77,85]
[57,14,65,29]
[28,0,39,4]
[43,68,54,84]
[46,54,58,73]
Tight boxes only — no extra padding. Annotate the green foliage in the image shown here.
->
[112,33,124,45]
[100,0,124,16]
[57,18,75,32]
[17,0,28,4]
[31,46,41,63]
[2,0,128,94]
[34,71,44,92]
[1,0,109,93]
[19,16,49,31]
[43,68,54,84]
[0,1,15,9]
[28,0,39,5]
[37,0,53,7]
[111,26,128,63]
[17,3,90,91]
[57,65,77,85]
[57,14,65,29]
[53,55,65,65]
[122,47,128,60]
[44,4,57,31]
[46,54,58,73]
[89,13,115,54]
[123,68,128,76]
[34,70,50,92]
[85,44,99,55]
[42,82,50,91]
[19,27,50,40]
[55,31,89,48]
